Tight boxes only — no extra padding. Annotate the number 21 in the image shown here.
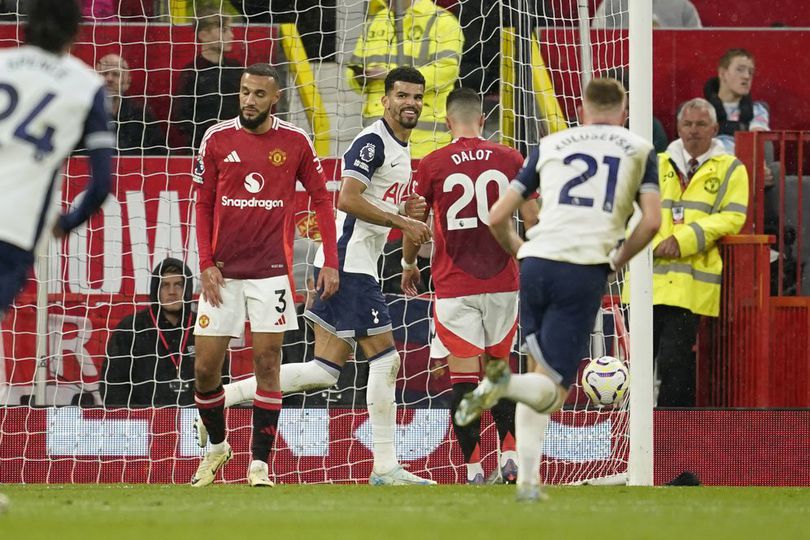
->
[558,153,620,213]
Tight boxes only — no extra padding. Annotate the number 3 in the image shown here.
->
[274,289,287,314]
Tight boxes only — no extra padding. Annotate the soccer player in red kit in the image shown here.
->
[190,63,339,487]
[401,87,538,484]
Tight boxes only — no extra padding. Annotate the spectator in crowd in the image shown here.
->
[346,0,464,158]
[703,48,771,156]
[175,7,243,151]
[102,258,215,407]
[593,0,701,28]
[651,98,748,406]
[96,54,166,155]
[704,48,788,290]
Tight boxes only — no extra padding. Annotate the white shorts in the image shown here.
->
[195,275,299,337]
[430,291,519,359]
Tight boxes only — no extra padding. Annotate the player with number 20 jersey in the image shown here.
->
[413,138,526,359]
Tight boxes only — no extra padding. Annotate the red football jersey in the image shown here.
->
[414,137,525,298]
[193,116,337,279]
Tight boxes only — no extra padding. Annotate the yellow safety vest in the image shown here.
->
[346,0,464,158]
[651,152,749,317]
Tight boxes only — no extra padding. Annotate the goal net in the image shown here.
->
[0,0,638,485]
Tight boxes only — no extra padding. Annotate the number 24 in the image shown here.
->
[0,83,57,161]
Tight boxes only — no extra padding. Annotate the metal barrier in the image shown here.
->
[697,235,772,407]
[736,130,809,295]
[697,131,810,407]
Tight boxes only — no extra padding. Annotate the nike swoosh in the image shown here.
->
[391,161,402,167]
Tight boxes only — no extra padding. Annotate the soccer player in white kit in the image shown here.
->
[456,78,662,501]
[194,67,435,485]
[303,66,434,485]
[0,0,113,314]
[401,87,540,484]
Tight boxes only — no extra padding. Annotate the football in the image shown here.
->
[581,356,629,407]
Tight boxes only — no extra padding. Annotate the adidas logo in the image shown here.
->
[224,151,241,163]
[275,314,286,326]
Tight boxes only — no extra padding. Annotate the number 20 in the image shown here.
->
[443,169,510,231]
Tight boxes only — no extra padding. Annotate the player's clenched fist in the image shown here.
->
[200,266,225,307]
[403,193,428,221]
[401,216,431,245]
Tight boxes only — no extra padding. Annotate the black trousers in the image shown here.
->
[653,305,700,407]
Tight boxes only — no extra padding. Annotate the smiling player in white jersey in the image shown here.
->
[456,78,661,501]
[194,67,435,486]
[0,0,113,315]
[302,66,434,485]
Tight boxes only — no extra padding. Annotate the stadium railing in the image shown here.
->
[697,130,810,407]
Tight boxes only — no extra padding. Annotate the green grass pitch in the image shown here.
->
[1,484,808,540]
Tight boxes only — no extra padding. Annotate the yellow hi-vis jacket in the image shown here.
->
[651,139,749,317]
[346,0,464,158]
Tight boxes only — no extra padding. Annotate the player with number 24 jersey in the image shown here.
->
[0,1,113,312]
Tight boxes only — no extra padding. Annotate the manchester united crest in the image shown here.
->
[269,148,287,166]
[199,315,210,328]
[704,177,721,194]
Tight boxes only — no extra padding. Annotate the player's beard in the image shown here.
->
[240,108,270,130]
[396,107,419,130]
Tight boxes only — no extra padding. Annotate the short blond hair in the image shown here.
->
[583,78,627,114]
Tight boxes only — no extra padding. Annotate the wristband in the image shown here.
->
[608,248,619,271]
[401,258,417,270]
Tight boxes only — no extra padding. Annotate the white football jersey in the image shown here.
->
[314,119,411,279]
[0,45,112,251]
[512,124,659,265]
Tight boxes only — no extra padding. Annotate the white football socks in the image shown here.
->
[222,359,341,407]
[466,462,484,482]
[223,377,256,407]
[282,358,341,393]
[366,349,401,473]
[515,403,549,488]
[504,373,559,413]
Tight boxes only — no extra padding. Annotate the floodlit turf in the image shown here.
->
[0,484,808,540]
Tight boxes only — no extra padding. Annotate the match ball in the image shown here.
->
[581,356,629,407]
[0,493,10,515]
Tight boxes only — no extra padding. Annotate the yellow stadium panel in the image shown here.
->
[500,27,516,148]
[279,23,331,157]
[531,35,568,134]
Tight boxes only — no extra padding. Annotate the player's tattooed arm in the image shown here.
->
[338,176,431,244]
